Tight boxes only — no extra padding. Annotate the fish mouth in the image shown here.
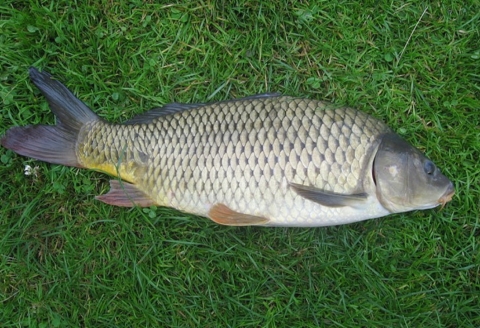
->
[438,183,455,209]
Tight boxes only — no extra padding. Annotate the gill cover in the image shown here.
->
[373,133,454,213]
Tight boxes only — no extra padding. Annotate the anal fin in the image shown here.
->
[208,203,270,226]
[96,180,156,207]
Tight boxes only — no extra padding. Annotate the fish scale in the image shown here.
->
[1,68,454,227]
[76,96,390,226]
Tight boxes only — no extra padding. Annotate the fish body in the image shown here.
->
[80,96,390,226]
[1,68,454,227]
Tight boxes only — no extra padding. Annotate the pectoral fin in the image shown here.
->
[208,203,270,226]
[289,183,368,208]
[96,180,156,207]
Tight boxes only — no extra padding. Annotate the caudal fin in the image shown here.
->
[1,68,100,167]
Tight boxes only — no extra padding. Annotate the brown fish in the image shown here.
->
[1,68,454,226]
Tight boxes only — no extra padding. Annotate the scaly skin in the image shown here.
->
[77,96,392,226]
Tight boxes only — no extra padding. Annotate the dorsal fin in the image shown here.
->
[123,103,204,124]
[227,93,282,101]
[123,93,282,125]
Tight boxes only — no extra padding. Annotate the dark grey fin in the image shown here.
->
[29,67,99,129]
[228,93,282,101]
[208,203,270,226]
[209,92,283,107]
[1,68,100,167]
[290,183,368,208]
[123,103,204,125]
[1,125,80,166]
[96,180,156,207]
[123,93,282,125]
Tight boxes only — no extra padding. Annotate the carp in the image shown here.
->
[1,68,454,226]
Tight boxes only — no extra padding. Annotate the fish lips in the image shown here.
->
[414,181,454,211]
[438,182,455,209]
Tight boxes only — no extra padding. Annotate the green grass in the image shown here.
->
[1,0,479,326]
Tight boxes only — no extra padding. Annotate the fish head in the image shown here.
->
[373,133,455,213]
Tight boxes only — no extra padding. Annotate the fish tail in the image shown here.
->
[1,67,100,167]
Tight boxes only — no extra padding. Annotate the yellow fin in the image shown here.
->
[208,203,270,226]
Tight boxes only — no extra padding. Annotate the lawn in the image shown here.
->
[0,0,479,327]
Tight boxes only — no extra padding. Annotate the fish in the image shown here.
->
[1,68,455,227]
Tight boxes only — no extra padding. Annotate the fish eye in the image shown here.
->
[424,160,436,175]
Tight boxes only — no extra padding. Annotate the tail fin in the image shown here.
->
[1,68,100,167]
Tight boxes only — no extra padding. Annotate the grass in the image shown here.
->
[0,0,479,326]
